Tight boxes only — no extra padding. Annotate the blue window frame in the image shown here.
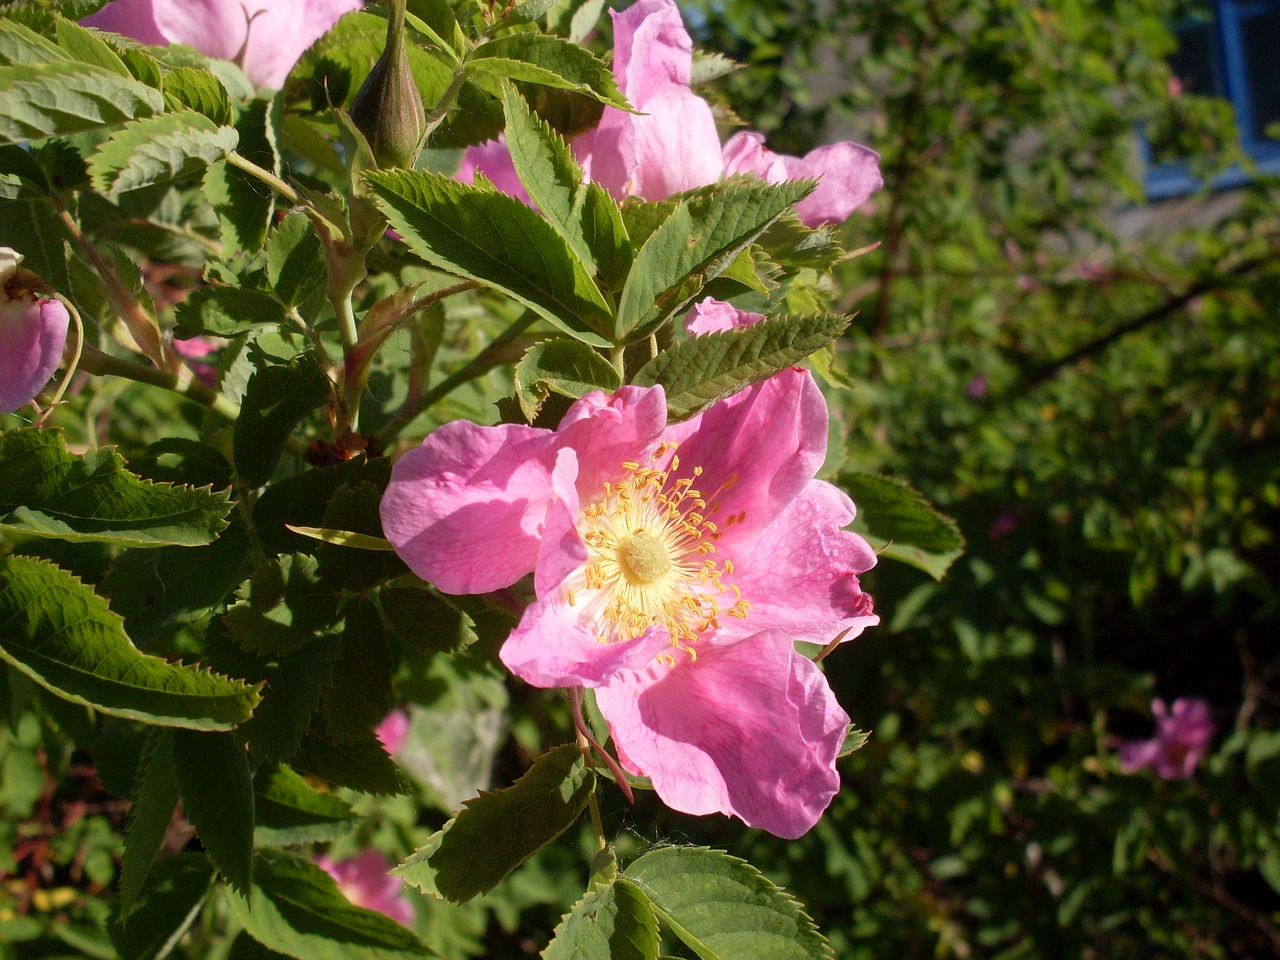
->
[1144,0,1280,199]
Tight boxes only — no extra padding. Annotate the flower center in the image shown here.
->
[563,444,750,652]
[618,532,672,583]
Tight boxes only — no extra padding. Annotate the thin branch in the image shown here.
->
[1024,252,1276,388]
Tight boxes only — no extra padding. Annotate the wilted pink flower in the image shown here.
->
[721,131,882,227]
[1,248,70,415]
[317,851,414,925]
[1119,697,1214,780]
[84,0,362,89]
[685,297,765,335]
[381,370,878,836]
[375,709,410,755]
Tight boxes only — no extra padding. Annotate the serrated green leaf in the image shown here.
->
[173,729,254,896]
[252,458,392,556]
[548,0,607,43]
[395,743,594,903]
[0,429,232,547]
[365,169,613,346]
[757,216,845,273]
[205,98,276,254]
[632,313,849,420]
[506,0,557,25]
[119,728,179,917]
[266,211,326,308]
[101,528,251,644]
[544,877,660,960]
[254,765,354,847]
[615,179,815,340]
[690,50,739,85]
[624,847,832,960]
[0,188,71,292]
[162,65,234,124]
[321,599,394,742]
[228,850,431,959]
[206,628,340,767]
[706,245,780,299]
[838,727,871,758]
[174,285,289,337]
[55,16,131,76]
[0,59,163,145]
[840,473,964,581]
[471,34,627,108]
[88,110,238,196]
[316,481,406,589]
[0,555,261,728]
[0,18,70,66]
[292,727,406,796]
[107,39,165,88]
[233,351,331,487]
[129,437,234,489]
[0,143,51,198]
[501,85,630,289]
[111,852,215,960]
[223,554,343,657]
[514,337,620,421]
[378,583,476,655]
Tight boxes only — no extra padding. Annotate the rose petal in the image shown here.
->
[597,628,848,837]
[380,420,557,594]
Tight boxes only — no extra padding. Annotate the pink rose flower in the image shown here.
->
[1,249,70,415]
[574,0,723,200]
[381,370,878,836]
[375,708,410,755]
[457,1,881,226]
[684,297,765,335]
[721,131,883,227]
[1118,697,1215,780]
[457,136,532,206]
[317,850,414,926]
[171,335,222,389]
[83,0,363,89]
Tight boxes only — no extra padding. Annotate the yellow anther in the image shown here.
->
[565,589,576,607]
[622,460,640,470]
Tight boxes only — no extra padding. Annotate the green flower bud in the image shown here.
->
[350,0,427,170]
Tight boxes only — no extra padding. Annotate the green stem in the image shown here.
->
[55,207,169,370]
[610,344,627,381]
[374,311,535,447]
[226,151,299,205]
[422,66,469,140]
[76,345,241,423]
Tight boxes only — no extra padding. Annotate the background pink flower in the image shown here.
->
[1,249,70,414]
[1118,697,1215,779]
[457,136,532,206]
[684,297,765,335]
[574,0,723,199]
[375,709,410,755]
[84,0,362,89]
[721,131,883,227]
[381,371,878,835]
[456,0,881,227]
[317,850,414,926]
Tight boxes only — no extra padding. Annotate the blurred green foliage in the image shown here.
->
[683,0,1280,956]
